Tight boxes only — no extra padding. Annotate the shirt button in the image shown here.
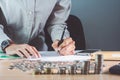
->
[29,11,33,15]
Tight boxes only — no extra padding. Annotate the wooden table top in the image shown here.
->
[0,51,120,80]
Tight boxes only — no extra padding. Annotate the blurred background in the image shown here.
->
[71,0,120,51]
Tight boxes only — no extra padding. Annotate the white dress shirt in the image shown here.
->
[0,0,71,51]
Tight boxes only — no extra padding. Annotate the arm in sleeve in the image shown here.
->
[0,25,11,51]
[47,0,71,41]
[0,8,11,51]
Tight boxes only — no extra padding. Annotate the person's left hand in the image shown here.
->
[52,37,75,55]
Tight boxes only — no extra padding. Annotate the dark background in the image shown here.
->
[71,0,120,50]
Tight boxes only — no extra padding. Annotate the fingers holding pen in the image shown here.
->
[59,40,76,55]
[58,37,73,49]
[52,37,76,56]
[52,38,73,50]
[52,40,59,51]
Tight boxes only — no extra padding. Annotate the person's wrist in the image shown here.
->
[1,39,14,53]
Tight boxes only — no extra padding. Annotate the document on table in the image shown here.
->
[0,50,92,61]
[28,51,91,62]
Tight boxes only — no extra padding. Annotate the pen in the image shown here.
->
[58,27,66,47]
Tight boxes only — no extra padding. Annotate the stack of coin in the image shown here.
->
[81,61,90,74]
[94,54,103,74]
[59,67,66,74]
[70,64,77,74]
[33,68,41,75]
[84,61,90,74]
[46,68,51,74]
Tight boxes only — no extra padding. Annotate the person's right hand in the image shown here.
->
[5,44,41,58]
[52,37,75,56]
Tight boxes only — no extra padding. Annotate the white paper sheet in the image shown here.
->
[28,51,91,62]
